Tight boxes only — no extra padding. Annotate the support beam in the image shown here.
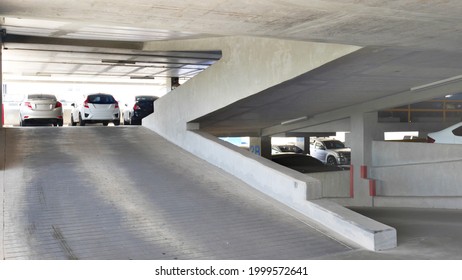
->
[262,76,462,136]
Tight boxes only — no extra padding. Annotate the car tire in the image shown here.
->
[79,114,86,126]
[20,120,26,127]
[71,114,77,126]
[326,156,337,166]
[113,120,120,126]
[58,120,64,127]
[103,122,109,126]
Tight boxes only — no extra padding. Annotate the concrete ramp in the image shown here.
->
[1,127,356,260]
[143,36,396,251]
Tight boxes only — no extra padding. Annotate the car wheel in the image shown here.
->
[103,122,109,126]
[20,120,26,127]
[326,156,337,166]
[113,120,120,126]
[71,114,77,126]
[79,114,86,126]
[58,120,64,127]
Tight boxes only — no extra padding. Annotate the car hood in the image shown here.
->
[331,148,351,153]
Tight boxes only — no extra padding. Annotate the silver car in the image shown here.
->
[19,94,64,126]
[70,93,120,126]
[310,138,351,166]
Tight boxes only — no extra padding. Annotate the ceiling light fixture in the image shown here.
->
[129,76,155,80]
[411,74,462,91]
[281,116,308,125]
[102,59,136,64]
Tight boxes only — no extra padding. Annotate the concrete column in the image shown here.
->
[0,30,4,260]
[249,136,272,159]
[349,112,380,206]
[303,137,311,154]
[1,30,3,126]
[261,136,272,159]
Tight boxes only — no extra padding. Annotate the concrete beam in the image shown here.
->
[262,76,462,136]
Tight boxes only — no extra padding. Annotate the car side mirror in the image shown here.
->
[71,103,75,107]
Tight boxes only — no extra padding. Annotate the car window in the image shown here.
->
[88,94,116,104]
[452,126,462,136]
[323,140,345,149]
[277,145,303,153]
[135,96,157,102]
[27,94,56,100]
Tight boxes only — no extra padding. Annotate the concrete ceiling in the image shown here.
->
[2,0,462,135]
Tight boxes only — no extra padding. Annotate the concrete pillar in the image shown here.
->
[1,29,3,126]
[303,137,311,154]
[249,136,272,159]
[261,136,272,159]
[349,112,380,206]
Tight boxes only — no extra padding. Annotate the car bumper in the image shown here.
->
[83,110,119,121]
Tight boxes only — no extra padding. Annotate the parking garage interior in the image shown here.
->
[2,1,462,263]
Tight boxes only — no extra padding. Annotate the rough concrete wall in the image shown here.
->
[143,36,360,127]
[371,141,462,204]
[310,171,351,198]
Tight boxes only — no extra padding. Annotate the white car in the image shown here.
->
[427,122,462,144]
[70,93,120,126]
[310,138,351,166]
[19,94,63,126]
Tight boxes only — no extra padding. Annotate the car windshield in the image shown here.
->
[88,94,116,104]
[27,94,56,100]
[323,140,345,149]
[136,96,157,102]
[276,145,304,153]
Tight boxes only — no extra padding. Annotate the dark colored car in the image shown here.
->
[271,153,343,173]
[123,95,158,125]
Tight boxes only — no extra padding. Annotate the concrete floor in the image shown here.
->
[1,126,461,260]
[0,126,352,260]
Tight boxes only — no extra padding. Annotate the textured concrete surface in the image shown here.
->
[2,126,461,260]
[323,207,462,260]
[1,126,352,260]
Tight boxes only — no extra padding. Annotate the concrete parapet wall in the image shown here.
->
[310,171,351,198]
[180,130,397,251]
[371,141,462,207]
[186,131,323,201]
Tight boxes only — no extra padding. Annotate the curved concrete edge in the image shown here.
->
[144,127,397,251]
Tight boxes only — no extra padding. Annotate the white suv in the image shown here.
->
[70,93,120,126]
[310,138,351,166]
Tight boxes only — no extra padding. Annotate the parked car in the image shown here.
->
[310,138,351,166]
[19,94,63,126]
[122,95,158,125]
[271,144,304,154]
[70,93,120,126]
[271,153,343,173]
[427,122,462,144]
